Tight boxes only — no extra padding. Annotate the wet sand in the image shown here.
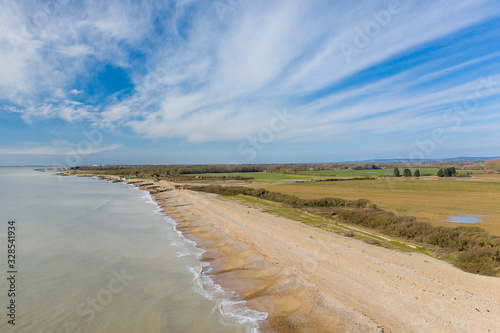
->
[88,176,500,332]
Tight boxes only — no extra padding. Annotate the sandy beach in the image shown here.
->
[105,176,500,332]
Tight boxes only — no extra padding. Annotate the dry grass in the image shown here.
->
[256,175,500,236]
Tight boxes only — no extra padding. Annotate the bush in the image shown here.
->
[188,185,372,208]
[456,250,497,276]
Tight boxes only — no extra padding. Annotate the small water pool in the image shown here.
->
[445,214,487,223]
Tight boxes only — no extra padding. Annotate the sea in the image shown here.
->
[0,168,266,333]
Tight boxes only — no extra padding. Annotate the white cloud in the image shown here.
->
[59,45,95,57]
[100,103,131,126]
[0,144,122,155]
[20,101,96,123]
[0,0,157,112]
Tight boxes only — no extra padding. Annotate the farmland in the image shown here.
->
[185,172,321,182]
[297,168,483,177]
[186,167,482,182]
[254,175,500,236]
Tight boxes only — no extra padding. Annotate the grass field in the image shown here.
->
[186,172,322,182]
[254,175,500,236]
[188,168,483,181]
[298,168,483,177]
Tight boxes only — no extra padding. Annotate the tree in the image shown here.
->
[403,168,412,177]
[414,169,420,177]
[484,160,500,172]
[441,167,457,177]
[394,167,400,177]
[437,169,444,177]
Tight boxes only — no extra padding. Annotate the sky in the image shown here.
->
[1,0,500,166]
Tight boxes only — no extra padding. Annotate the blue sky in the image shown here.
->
[1,0,500,166]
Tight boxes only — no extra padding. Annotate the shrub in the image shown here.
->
[456,250,497,276]
[188,185,371,208]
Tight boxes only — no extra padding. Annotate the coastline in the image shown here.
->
[152,185,355,332]
[72,174,500,332]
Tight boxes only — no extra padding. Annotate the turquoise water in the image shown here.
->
[0,168,264,332]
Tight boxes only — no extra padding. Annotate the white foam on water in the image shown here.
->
[188,265,266,333]
[137,187,267,332]
[142,191,157,205]
[220,301,268,331]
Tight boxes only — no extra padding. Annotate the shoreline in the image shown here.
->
[71,174,500,332]
[145,180,348,332]
[154,188,350,332]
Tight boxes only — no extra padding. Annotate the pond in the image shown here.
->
[445,214,487,223]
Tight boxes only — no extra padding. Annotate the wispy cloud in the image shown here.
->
[1,0,500,153]
[0,144,122,155]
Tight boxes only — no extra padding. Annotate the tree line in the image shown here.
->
[73,160,484,178]
[393,168,420,177]
[437,167,456,177]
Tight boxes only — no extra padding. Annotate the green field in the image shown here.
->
[187,168,483,182]
[186,172,322,182]
[298,168,483,177]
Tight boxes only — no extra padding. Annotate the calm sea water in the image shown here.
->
[0,168,265,333]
